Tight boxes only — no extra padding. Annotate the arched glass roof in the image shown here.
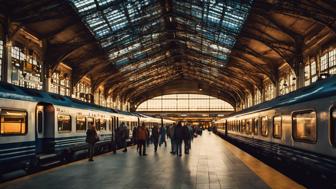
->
[68,0,253,68]
[136,94,234,111]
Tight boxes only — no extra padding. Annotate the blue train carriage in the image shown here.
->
[52,105,114,161]
[214,75,336,174]
[0,82,119,174]
[0,96,37,174]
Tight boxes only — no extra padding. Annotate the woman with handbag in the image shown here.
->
[86,123,99,161]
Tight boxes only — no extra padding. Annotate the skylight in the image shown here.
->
[68,0,252,69]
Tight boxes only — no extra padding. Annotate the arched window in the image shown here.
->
[136,94,234,112]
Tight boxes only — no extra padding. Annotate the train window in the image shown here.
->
[76,116,86,131]
[253,118,259,135]
[241,120,246,133]
[0,109,27,135]
[246,119,252,135]
[86,117,94,129]
[95,119,100,131]
[100,119,107,131]
[292,110,317,143]
[261,116,269,137]
[331,108,336,147]
[57,114,71,132]
[273,116,282,139]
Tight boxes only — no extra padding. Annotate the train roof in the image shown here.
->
[228,75,336,118]
[0,82,121,114]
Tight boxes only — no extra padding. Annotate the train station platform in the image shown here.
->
[0,133,304,189]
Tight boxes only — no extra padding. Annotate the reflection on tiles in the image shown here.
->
[1,133,271,189]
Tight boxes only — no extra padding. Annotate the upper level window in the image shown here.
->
[58,114,71,132]
[137,94,234,112]
[94,89,107,107]
[320,54,328,73]
[311,59,317,83]
[247,94,253,107]
[254,88,262,105]
[73,77,92,103]
[50,64,71,96]
[11,43,42,90]
[292,110,317,143]
[0,109,27,135]
[329,49,336,74]
[304,62,311,86]
[264,82,274,101]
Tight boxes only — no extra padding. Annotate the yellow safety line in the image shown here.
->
[218,136,306,189]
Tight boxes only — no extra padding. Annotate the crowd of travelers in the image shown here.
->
[86,121,200,161]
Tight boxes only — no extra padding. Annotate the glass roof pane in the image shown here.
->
[68,0,253,69]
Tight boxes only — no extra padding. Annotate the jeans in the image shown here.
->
[88,143,95,160]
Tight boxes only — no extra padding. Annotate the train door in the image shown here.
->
[35,103,55,154]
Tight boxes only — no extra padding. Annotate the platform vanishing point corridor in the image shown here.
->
[0,133,304,189]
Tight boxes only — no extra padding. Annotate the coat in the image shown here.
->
[168,126,175,139]
[137,126,149,140]
[182,126,191,140]
[86,128,98,144]
[152,126,159,139]
[174,125,184,140]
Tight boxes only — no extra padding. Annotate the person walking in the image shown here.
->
[111,126,117,154]
[132,125,139,152]
[174,122,183,157]
[152,124,160,152]
[86,124,99,161]
[137,123,149,156]
[167,123,176,154]
[159,125,167,147]
[183,124,191,154]
[121,122,129,152]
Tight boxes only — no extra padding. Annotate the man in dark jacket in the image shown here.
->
[167,124,176,154]
[111,126,117,154]
[132,126,139,152]
[174,122,184,156]
[152,125,160,152]
[121,122,129,152]
[183,124,191,154]
[86,124,98,161]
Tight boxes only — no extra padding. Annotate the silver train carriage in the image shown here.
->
[214,76,336,178]
[0,83,173,174]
